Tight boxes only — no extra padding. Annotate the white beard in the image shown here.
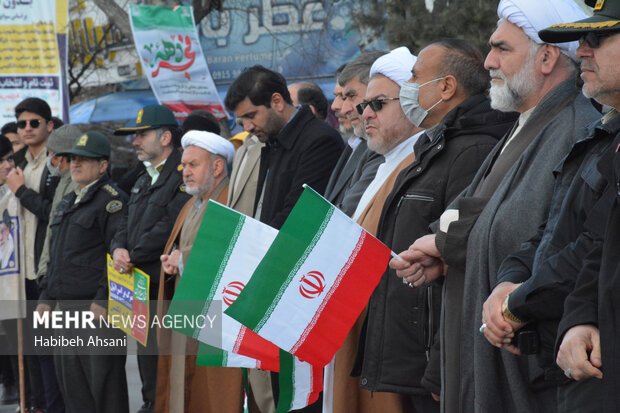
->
[489,55,540,113]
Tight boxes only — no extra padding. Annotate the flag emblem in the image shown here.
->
[299,271,325,299]
[222,281,245,306]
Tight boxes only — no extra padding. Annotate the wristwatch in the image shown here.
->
[502,294,523,324]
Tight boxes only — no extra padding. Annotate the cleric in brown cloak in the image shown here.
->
[155,130,243,413]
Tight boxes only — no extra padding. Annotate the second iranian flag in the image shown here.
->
[226,186,391,367]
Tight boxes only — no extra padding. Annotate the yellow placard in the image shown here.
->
[0,23,60,74]
[106,254,150,346]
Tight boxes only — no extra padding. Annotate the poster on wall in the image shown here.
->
[0,0,68,124]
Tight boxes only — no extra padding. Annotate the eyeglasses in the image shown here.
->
[356,98,400,115]
[16,119,41,129]
[579,31,617,49]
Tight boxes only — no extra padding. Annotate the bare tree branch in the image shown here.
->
[68,24,116,102]
[92,0,133,42]
[193,0,224,24]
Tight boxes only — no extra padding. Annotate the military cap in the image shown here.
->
[113,104,178,135]
[60,131,110,159]
[539,0,620,43]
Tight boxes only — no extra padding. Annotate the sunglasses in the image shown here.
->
[16,119,42,129]
[580,31,618,49]
[356,98,400,115]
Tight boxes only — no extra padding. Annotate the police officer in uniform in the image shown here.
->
[36,131,129,413]
[110,105,191,413]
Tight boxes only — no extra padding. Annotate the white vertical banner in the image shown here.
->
[128,5,228,119]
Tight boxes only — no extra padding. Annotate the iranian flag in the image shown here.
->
[225,186,391,367]
[196,342,264,369]
[276,350,322,413]
[167,201,280,372]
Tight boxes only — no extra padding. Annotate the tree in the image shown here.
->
[352,0,499,55]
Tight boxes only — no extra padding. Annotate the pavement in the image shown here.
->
[0,354,143,413]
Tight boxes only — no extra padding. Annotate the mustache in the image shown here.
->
[489,69,507,81]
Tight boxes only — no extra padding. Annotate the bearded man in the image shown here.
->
[391,1,599,412]
[155,130,242,413]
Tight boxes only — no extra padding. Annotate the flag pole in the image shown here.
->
[17,318,25,413]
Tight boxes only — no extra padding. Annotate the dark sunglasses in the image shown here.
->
[356,98,400,115]
[16,119,41,129]
[580,31,618,49]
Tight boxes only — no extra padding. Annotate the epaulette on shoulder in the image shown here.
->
[103,184,119,197]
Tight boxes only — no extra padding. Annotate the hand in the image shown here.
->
[556,324,603,380]
[35,303,51,318]
[112,248,133,273]
[161,250,181,275]
[390,235,446,287]
[411,234,441,258]
[482,282,523,353]
[6,167,25,193]
[90,302,107,322]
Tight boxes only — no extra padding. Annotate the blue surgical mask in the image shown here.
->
[399,77,444,127]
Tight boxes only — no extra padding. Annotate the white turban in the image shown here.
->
[181,130,235,163]
[498,0,588,61]
[369,46,417,87]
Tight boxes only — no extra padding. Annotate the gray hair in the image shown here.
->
[338,50,388,87]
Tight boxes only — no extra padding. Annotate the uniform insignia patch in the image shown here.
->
[106,200,123,213]
[77,134,88,146]
[103,184,119,196]
[179,184,187,192]
[177,164,183,171]
[595,0,605,11]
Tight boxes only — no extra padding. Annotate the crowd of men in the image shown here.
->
[0,0,619,412]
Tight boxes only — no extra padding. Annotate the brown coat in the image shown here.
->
[331,153,416,413]
[155,181,245,413]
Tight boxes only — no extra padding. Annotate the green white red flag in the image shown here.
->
[166,201,279,371]
[276,350,322,412]
[225,185,391,367]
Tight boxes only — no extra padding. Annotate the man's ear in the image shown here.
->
[439,75,458,101]
[212,157,225,178]
[540,44,561,75]
[98,159,109,176]
[159,129,173,147]
[270,93,286,112]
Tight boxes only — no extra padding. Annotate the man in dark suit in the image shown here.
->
[224,65,343,412]
[225,65,343,230]
[325,52,386,216]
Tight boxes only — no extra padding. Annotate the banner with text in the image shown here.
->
[128,5,227,119]
[0,0,68,124]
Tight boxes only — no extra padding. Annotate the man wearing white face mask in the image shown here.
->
[392,1,599,412]
[353,38,517,413]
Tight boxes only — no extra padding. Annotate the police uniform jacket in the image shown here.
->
[496,113,616,383]
[110,149,190,288]
[556,113,620,413]
[38,175,127,304]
